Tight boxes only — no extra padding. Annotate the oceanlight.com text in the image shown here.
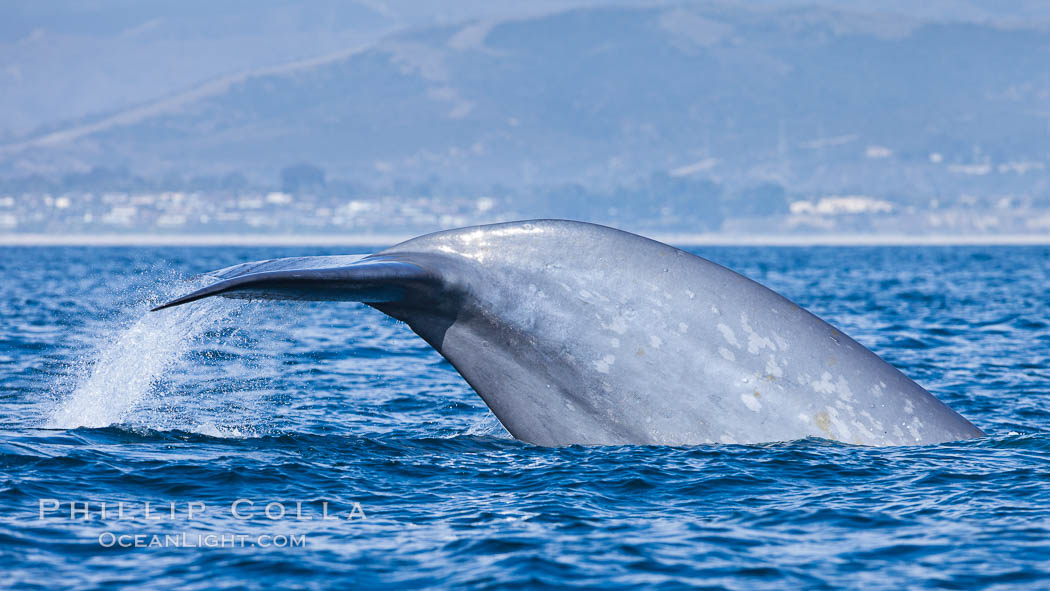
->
[98,531,308,548]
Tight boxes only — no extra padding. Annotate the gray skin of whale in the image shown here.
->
[154,219,984,446]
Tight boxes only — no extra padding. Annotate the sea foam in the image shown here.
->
[48,291,232,429]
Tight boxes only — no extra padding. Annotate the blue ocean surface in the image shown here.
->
[1,245,1048,589]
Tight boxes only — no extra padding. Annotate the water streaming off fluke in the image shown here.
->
[48,296,231,429]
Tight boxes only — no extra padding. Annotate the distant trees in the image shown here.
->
[280,164,326,194]
[60,166,142,192]
[535,174,790,231]
[0,166,259,194]
[534,173,724,229]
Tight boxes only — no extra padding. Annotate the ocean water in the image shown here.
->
[1,244,1048,590]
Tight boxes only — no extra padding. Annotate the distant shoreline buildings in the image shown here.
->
[1,181,1047,239]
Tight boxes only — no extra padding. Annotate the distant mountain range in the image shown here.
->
[2,1,1049,231]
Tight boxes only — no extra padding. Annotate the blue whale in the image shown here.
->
[154,220,984,446]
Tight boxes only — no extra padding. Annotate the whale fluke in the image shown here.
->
[153,220,984,447]
[151,258,437,311]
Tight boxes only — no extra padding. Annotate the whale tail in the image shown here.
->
[151,255,439,312]
[147,219,985,446]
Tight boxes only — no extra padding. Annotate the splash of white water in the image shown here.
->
[463,413,511,438]
[48,297,232,429]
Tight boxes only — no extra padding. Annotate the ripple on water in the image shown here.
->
[0,245,1048,589]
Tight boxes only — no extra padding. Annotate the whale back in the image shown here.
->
[155,220,983,446]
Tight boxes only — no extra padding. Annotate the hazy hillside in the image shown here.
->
[0,0,611,138]
[6,4,1050,184]
[2,2,1049,236]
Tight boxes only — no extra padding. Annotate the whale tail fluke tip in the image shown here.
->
[150,257,438,312]
[150,280,238,312]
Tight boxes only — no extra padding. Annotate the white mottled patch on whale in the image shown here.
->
[835,375,854,402]
[765,355,783,378]
[719,347,736,361]
[812,371,835,394]
[740,312,777,355]
[907,418,922,441]
[602,315,628,334]
[719,433,738,444]
[827,407,852,441]
[741,392,761,412]
[717,323,741,348]
[594,355,615,374]
[859,410,883,433]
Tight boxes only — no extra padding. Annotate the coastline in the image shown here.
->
[1,232,1048,247]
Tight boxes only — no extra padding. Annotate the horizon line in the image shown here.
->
[1,232,1049,247]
